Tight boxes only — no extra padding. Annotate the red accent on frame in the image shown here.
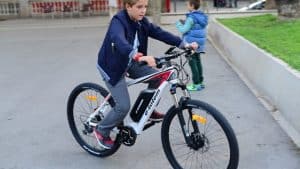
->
[148,70,172,86]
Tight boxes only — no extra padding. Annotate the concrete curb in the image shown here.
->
[208,18,300,148]
[160,9,277,25]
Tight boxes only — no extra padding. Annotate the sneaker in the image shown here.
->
[149,110,164,122]
[198,83,205,89]
[187,83,204,91]
[93,129,114,149]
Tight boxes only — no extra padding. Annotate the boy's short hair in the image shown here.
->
[123,0,139,8]
[189,0,201,10]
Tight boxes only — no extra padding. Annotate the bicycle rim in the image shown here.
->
[162,100,239,169]
[67,83,121,157]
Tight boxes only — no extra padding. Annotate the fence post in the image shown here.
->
[151,0,161,25]
[19,0,30,17]
[108,0,117,19]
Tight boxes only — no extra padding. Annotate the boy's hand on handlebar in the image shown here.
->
[185,42,198,50]
[139,56,157,67]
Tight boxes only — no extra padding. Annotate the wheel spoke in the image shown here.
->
[67,83,121,157]
[161,100,239,169]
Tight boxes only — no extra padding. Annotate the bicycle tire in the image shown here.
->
[161,99,239,169]
[67,82,121,157]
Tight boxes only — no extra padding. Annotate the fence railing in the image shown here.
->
[0,0,124,18]
[30,0,79,18]
[29,0,123,18]
[0,1,19,17]
[0,0,175,19]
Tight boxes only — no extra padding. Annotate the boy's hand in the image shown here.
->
[190,42,199,50]
[185,42,199,50]
[139,56,157,67]
[179,19,185,24]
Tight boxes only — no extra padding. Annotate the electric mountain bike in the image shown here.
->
[67,47,239,169]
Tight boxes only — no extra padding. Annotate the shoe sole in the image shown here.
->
[188,87,205,91]
[149,118,163,122]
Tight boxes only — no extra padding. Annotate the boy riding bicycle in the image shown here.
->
[95,0,198,149]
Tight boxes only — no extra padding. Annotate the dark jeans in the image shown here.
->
[188,52,203,84]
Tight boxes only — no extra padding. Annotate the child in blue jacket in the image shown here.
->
[176,0,208,91]
[95,0,198,149]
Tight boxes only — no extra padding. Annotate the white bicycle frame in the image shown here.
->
[87,65,189,135]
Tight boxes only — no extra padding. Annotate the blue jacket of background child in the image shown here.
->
[97,10,182,86]
[176,10,208,53]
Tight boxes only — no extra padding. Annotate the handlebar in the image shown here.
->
[155,47,193,68]
[137,46,192,84]
[137,47,193,68]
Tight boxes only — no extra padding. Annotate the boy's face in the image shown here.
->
[126,0,148,21]
[186,1,194,11]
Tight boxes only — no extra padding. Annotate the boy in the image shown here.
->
[176,0,208,91]
[95,0,198,149]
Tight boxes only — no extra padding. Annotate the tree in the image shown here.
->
[265,0,276,9]
[147,0,161,24]
[275,0,300,18]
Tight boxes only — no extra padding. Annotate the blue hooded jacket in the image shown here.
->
[97,10,182,86]
[177,11,208,53]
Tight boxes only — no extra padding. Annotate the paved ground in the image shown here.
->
[0,16,300,169]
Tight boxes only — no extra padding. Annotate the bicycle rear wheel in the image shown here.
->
[67,82,121,157]
[161,99,239,169]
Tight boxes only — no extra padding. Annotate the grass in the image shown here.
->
[218,14,300,71]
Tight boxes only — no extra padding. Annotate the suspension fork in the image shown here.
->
[170,84,195,145]
[188,108,200,133]
[178,84,200,133]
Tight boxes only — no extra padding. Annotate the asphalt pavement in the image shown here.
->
[0,17,300,169]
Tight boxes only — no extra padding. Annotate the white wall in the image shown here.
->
[208,18,300,147]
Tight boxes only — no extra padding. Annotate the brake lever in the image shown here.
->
[184,47,194,56]
[164,46,176,54]
[155,57,164,69]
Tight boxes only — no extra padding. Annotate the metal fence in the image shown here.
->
[0,0,124,18]
[0,0,19,17]
[29,0,123,18]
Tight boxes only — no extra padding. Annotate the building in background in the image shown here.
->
[1,0,272,20]
[0,0,123,19]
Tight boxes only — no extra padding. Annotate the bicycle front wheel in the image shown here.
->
[67,82,121,157]
[161,99,239,169]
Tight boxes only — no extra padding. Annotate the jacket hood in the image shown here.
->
[186,11,208,27]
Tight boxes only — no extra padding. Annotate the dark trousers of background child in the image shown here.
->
[187,52,205,91]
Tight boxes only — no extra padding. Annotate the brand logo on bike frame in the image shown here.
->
[145,89,160,116]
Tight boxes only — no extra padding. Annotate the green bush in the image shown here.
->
[218,14,300,71]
